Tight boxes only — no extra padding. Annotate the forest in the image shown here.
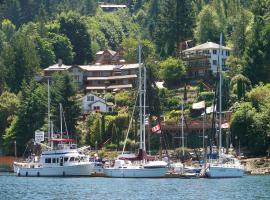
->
[0,0,269,156]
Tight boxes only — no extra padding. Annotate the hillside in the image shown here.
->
[0,0,269,156]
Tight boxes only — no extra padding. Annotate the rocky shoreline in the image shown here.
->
[242,157,270,175]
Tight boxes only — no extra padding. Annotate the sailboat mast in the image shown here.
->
[47,78,51,147]
[139,44,143,149]
[218,33,223,154]
[60,103,63,139]
[143,65,146,151]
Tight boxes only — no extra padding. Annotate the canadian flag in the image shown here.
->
[221,122,230,129]
[151,124,161,133]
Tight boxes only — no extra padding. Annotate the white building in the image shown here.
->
[81,93,113,114]
[182,42,232,75]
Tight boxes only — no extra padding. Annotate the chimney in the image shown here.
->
[58,59,63,67]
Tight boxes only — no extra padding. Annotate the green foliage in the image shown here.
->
[58,11,92,64]
[6,31,40,93]
[48,33,74,64]
[243,0,270,84]
[50,72,81,137]
[0,92,18,144]
[230,74,252,101]
[36,37,56,68]
[231,84,270,155]
[115,91,135,107]
[120,38,156,63]
[195,5,221,43]
[159,57,186,88]
[2,81,47,155]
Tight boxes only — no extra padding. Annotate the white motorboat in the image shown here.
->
[14,139,95,177]
[14,80,95,177]
[104,45,168,178]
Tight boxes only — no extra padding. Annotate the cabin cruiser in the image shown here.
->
[14,139,95,177]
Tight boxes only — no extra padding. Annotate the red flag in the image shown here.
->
[151,124,161,133]
[221,122,230,129]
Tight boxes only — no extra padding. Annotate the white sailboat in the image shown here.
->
[104,44,168,178]
[14,80,95,177]
[202,34,244,178]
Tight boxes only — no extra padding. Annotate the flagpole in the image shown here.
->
[181,98,184,157]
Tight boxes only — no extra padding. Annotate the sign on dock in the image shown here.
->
[35,130,44,143]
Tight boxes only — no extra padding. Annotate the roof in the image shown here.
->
[86,84,133,90]
[77,64,139,71]
[100,5,127,8]
[44,63,139,72]
[183,42,231,52]
[44,64,70,71]
[96,49,117,55]
[86,74,137,81]
[89,100,114,106]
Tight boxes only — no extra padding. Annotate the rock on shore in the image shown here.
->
[242,157,270,175]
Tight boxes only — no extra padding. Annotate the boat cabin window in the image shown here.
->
[52,158,56,163]
[69,157,75,162]
[45,158,51,163]
[75,157,80,161]
[64,157,68,162]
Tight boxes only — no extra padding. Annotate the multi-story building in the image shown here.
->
[43,50,139,93]
[182,42,232,78]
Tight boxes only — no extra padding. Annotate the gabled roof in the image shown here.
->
[89,99,113,106]
[44,64,71,71]
[183,42,231,52]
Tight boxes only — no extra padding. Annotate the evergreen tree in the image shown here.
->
[58,11,93,64]
[50,72,81,138]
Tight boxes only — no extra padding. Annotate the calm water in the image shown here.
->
[0,173,269,200]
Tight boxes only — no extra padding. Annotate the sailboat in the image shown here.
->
[13,80,95,177]
[104,45,168,178]
[201,34,244,178]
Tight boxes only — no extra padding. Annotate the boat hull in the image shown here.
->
[104,167,168,178]
[16,163,95,177]
[205,166,244,178]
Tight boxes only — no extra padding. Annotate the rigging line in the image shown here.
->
[121,89,139,155]
[63,109,69,139]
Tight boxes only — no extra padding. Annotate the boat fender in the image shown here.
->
[18,172,21,177]
[37,172,40,177]
[63,171,65,177]
[26,172,28,177]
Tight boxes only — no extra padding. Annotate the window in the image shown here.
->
[45,158,51,163]
[52,158,57,163]
[213,60,217,65]
[73,75,80,82]
[69,157,75,162]
[226,51,230,56]
[64,157,69,162]
[87,95,94,102]
[213,50,217,54]
[94,106,100,111]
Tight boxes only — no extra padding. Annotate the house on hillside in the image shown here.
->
[81,93,113,114]
[99,4,127,12]
[43,50,139,93]
[182,42,232,78]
